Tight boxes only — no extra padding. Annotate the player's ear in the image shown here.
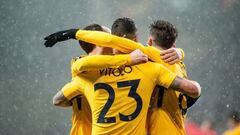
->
[133,35,138,42]
[172,43,176,48]
[147,36,153,46]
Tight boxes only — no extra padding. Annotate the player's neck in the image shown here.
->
[113,49,124,54]
[89,47,112,55]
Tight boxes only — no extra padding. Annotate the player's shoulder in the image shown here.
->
[174,61,188,77]
[145,61,167,68]
[71,55,87,63]
[135,61,166,73]
[136,61,160,67]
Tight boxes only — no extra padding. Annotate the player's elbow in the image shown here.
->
[52,96,61,106]
[72,62,84,74]
[52,94,64,106]
[188,81,201,98]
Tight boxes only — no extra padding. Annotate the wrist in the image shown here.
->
[70,29,79,39]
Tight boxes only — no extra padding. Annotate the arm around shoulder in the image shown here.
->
[170,76,201,98]
[53,79,82,107]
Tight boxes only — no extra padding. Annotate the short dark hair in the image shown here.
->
[111,17,137,39]
[79,24,103,54]
[150,20,178,49]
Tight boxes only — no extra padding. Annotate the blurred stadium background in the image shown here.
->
[0,0,239,134]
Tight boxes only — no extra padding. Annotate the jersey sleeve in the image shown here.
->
[61,78,84,100]
[155,64,177,88]
[75,30,146,53]
[75,30,185,65]
[72,54,131,75]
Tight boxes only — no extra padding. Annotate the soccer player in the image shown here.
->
[146,20,200,135]
[52,24,148,135]
[44,18,200,134]
[53,24,107,135]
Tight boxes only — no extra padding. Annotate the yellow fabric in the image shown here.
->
[61,81,82,100]
[61,80,92,135]
[72,54,131,77]
[178,48,185,61]
[75,30,184,64]
[147,62,188,135]
[224,126,240,135]
[62,61,177,135]
[66,54,131,135]
[61,57,92,135]
[70,96,92,135]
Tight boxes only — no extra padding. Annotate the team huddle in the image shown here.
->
[44,17,201,135]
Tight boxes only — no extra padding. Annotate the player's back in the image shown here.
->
[148,62,194,135]
[79,62,176,135]
[70,96,92,135]
[69,57,92,135]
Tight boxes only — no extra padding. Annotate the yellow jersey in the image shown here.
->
[61,57,93,135]
[224,126,240,135]
[62,56,92,135]
[68,54,132,135]
[147,61,189,135]
[62,57,177,135]
[73,55,191,135]
[70,96,92,135]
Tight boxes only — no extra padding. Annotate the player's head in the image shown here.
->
[111,17,138,54]
[101,25,111,33]
[79,24,112,54]
[232,112,240,125]
[227,112,240,129]
[148,20,178,49]
[111,17,138,42]
[79,24,103,54]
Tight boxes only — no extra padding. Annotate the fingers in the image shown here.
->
[160,48,174,56]
[168,58,179,65]
[161,51,176,60]
[164,54,179,64]
[44,37,57,47]
[44,33,55,40]
[138,49,148,63]
[44,35,50,40]
[138,50,148,63]
[130,49,148,65]
[47,38,58,47]
[44,34,59,47]
[160,48,181,64]
[44,38,53,47]
[140,54,148,63]
[44,34,54,47]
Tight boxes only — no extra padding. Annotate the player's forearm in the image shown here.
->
[170,76,201,98]
[72,55,131,74]
[53,91,72,107]
[53,99,72,107]
[75,30,147,53]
